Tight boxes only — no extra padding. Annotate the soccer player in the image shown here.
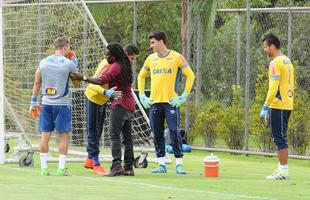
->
[29,37,80,176]
[124,44,140,65]
[260,33,294,180]
[137,31,195,174]
[83,44,139,176]
[71,43,135,176]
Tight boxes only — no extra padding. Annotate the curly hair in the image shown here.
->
[107,43,133,86]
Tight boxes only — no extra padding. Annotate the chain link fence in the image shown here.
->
[86,1,310,158]
[192,7,310,157]
[88,1,310,157]
[2,0,310,159]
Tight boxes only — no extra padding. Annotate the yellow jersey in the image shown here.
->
[138,50,195,103]
[84,59,109,105]
[265,55,294,110]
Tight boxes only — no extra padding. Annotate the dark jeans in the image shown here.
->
[149,103,183,158]
[86,99,107,158]
[109,105,134,166]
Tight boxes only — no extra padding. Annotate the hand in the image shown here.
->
[169,92,189,108]
[263,113,270,128]
[70,72,83,81]
[67,50,76,58]
[139,93,153,109]
[66,50,78,65]
[104,87,123,99]
[259,104,269,120]
[29,96,42,119]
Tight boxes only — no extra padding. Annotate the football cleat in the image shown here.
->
[266,170,289,180]
[152,164,167,173]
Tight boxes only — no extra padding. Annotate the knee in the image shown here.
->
[169,128,178,135]
[275,141,288,151]
[274,138,288,151]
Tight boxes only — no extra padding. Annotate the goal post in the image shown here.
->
[1,0,153,166]
[0,0,4,164]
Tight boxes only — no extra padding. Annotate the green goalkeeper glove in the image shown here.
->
[169,92,189,108]
[139,93,153,109]
[104,87,123,99]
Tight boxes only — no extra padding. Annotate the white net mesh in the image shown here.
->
[2,0,152,162]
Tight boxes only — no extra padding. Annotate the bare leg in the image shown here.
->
[40,132,52,171]
[57,132,69,172]
[58,132,69,155]
[278,148,288,165]
[40,132,52,153]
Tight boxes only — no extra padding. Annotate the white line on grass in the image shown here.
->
[0,166,276,200]
[81,176,277,200]
[0,183,97,188]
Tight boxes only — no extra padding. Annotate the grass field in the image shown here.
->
[1,150,310,200]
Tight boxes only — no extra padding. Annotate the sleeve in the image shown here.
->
[70,62,79,73]
[38,60,43,70]
[87,84,105,94]
[264,61,281,106]
[177,54,190,69]
[143,56,151,71]
[178,54,195,93]
[137,58,150,93]
[101,62,120,84]
[94,59,107,76]
[182,67,195,93]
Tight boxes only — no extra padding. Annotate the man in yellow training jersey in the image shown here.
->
[138,31,195,174]
[83,44,139,176]
[260,33,294,180]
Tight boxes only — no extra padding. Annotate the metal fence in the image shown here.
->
[1,0,310,159]
[96,1,310,157]
[197,7,310,157]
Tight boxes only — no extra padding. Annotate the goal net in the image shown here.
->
[1,0,152,165]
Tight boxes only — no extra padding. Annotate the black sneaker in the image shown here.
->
[123,165,135,176]
[107,162,124,177]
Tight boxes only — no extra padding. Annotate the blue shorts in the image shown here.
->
[39,105,72,133]
[270,108,291,150]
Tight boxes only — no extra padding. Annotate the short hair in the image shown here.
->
[262,33,281,49]
[124,44,139,55]
[148,31,167,45]
[54,37,69,49]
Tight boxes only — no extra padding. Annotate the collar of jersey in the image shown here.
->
[157,50,171,58]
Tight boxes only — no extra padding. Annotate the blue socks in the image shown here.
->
[93,156,100,166]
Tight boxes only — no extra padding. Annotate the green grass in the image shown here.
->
[1,151,310,200]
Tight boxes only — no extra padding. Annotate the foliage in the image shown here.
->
[89,2,182,71]
[250,65,276,152]
[287,64,310,155]
[250,63,310,154]
[226,0,263,8]
[191,101,225,147]
[216,85,245,150]
[287,88,310,155]
[4,0,310,156]
[201,13,239,103]
[225,0,310,8]
[179,96,202,144]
